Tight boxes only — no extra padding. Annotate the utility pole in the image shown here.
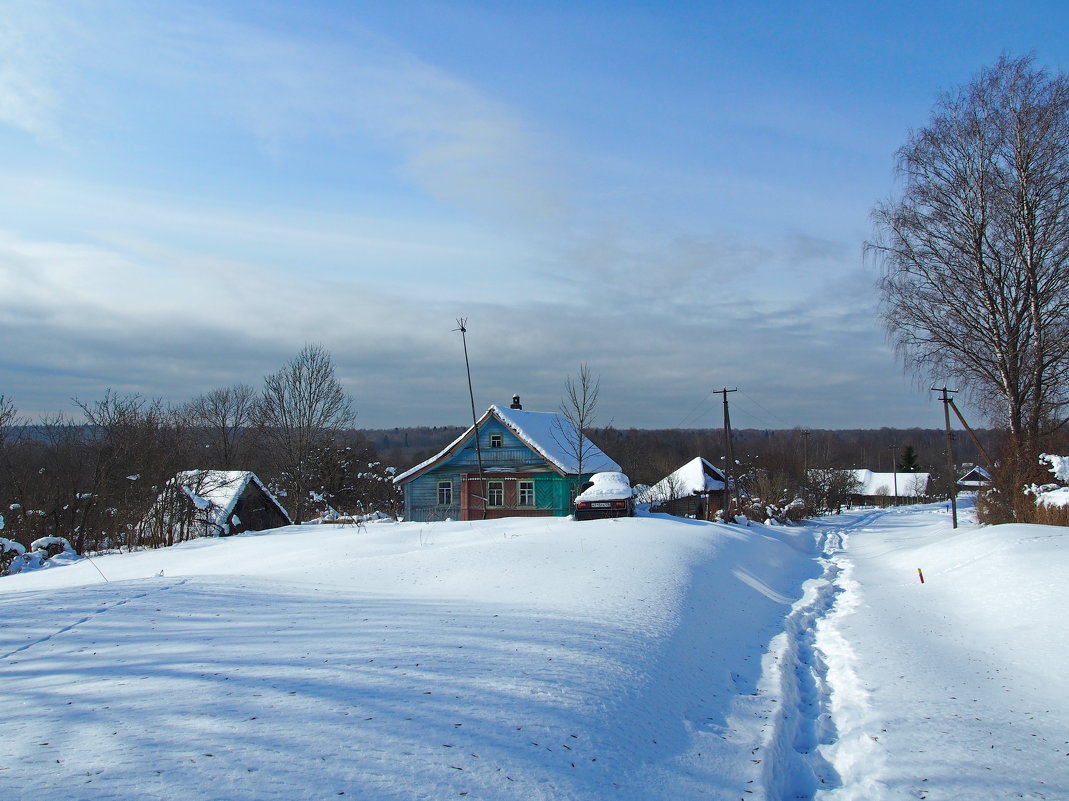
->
[801,429,810,476]
[933,386,958,528]
[888,444,898,506]
[720,388,737,521]
[456,319,487,520]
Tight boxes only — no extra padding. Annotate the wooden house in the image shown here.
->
[957,465,993,490]
[144,470,292,545]
[394,396,621,522]
[638,456,728,520]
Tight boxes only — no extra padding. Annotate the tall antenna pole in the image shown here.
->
[934,386,958,528]
[720,388,738,521]
[456,319,487,520]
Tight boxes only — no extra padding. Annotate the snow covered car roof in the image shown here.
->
[574,472,634,503]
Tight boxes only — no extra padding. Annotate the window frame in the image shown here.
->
[489,432,504,448]
[487,480,504,507]
[437,480,452,506]
[518,479,535,507]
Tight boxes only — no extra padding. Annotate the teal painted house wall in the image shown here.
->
[399,413,597,522]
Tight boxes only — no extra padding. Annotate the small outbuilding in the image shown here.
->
[639,457,728,520]
[144,470,292,545]
[957,465,993,490]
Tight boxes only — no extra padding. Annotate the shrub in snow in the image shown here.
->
[30,536,75,559]
[3,536,78,576]
[1027,455,1069,525]
[0,537,27,576]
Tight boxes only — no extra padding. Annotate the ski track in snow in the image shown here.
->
[0,578,189,662]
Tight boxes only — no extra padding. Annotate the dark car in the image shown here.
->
[573,472,636,520]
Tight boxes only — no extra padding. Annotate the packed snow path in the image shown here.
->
[1,506,1066,800]
[807,502,1069,800]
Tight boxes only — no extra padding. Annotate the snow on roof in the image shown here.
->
[851,470,930,497]
[958,466,993,487]
[638,457,726,503]
[491,405,620,475]
[395,404,620,482]
[174,470,292,527]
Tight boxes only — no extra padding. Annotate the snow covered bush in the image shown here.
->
[0,536,26,576]
[1029,455,1069,526]
[3,536,79,576]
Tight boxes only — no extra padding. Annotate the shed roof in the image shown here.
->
[638,456,727,503]
[174,470,292,528]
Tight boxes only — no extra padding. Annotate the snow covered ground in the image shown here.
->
[1,503,1065,800]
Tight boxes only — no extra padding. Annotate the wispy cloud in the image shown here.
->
[0,3,65,138]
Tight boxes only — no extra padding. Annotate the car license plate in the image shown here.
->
[591,502,611,508]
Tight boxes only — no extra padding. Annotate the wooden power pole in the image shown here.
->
[933,386,958,528]
[720,388,737,521]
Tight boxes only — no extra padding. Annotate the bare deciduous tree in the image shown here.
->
[553,364,601,487]
[255,343,354,523]
[185,383,256,468]
[870,55,1069,501]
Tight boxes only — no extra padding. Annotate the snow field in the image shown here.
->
[2,504,1067,800]
[0,515,824,800]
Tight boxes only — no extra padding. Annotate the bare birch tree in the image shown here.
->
[870,55,1069,497]
[553,364,601,493]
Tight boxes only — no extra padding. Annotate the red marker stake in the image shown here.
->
[917,568,925,584]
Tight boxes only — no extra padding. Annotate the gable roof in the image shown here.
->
[395,404,620,484]
[957,465,993,487]
[174,470,292,528]
[638,456,727,503]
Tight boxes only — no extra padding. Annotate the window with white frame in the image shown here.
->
[518,480,535,506]
[487,480,504,506]
[437,480,452,506]
[489,432,503,448]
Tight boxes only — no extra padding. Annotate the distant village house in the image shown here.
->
[394,396,620,522]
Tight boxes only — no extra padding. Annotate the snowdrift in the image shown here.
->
[1,504,1066,800]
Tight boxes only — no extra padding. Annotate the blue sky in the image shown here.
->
[2,0,1067,430]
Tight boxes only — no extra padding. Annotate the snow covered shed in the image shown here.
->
[394,397,621,522]
[957,465,993,490]
[143,470,292,545]
[637,456,728,520]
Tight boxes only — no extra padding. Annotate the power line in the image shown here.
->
[738,389,794,429]
[677,388,715,428]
